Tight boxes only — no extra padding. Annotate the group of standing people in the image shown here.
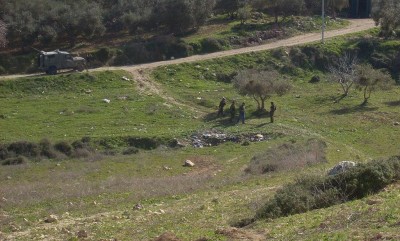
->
[217,97,277,124]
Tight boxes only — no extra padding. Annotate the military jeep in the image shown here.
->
[38,50,86,75]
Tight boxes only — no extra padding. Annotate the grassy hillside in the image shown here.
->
[0,33,399,241]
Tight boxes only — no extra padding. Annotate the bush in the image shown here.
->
[200,38,225,53]
[95,47,113,64]
[256,156,400,220]
[122,147,139,155]
[126,137,159,150]
[7,141,40,158]
[0,144,9,160]
[54,141,73,156]
[39,138,58,159]
[2,156,28,166]
[309,75,320,83]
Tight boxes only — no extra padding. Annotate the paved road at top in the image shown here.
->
[0,19,375,79]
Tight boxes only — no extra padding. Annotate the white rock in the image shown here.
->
[184,160,195,167]
[328,161,357,176]
[102,99,111,103]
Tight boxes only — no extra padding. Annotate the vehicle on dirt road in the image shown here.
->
[38,50,86,75]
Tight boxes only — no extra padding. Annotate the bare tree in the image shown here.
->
[233,69,291,111]
[328,53,358,97]
[0,19,6,48]
[355,64,394,105]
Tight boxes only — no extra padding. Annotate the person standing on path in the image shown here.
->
[217,97,226,117]
[237,102,245,124]
[229,100,236,122]
[270,102,277,123]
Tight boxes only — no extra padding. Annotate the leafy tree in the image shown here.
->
[372,0,400,37]
[2,0,41,49]
[155,0,215,34]
[328,53,358,97]
[215,0,242,19]
[327,0,349,19]
[55,1,105,46]
[355,64,394,104]
[237,4,252,25]
[233,69,291,111]
[266,0,306,24]
[0,19,6,48]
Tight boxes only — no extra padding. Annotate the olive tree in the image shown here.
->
[233,69,291,111]
[0,19,6,48]
[355,64,394,104]
[327,0,349,19]
[328,53,358,97]
[372,0,400,37]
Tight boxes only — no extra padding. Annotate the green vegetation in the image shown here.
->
[0,32,400,240]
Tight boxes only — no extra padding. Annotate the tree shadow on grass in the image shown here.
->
[385,100,400,107]
[329,105,378,115]
[203,112,238,127]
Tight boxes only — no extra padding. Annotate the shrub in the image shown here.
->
[2,156,28,166]
[71,148,92,159]
[200,38,225,53]
[126,137,159,150]
[309,75,320,83]
[95,47,113,64]
[0,144,9,160]
[7,141,40,158]
[216,72,237,83]
[54,141,73,156]
[39,138,58,159]
[122,147,139,155]
[256,156,400,220]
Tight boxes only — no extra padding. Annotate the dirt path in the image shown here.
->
[109,18,374,114]
[0,19,375,81]
[98,18,375,73]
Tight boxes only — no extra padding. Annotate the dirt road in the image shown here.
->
[0,19,375,80]
[103,18,375,72]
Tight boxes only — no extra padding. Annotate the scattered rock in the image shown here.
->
[102,99,111,103]
[6,176,11,180]
[77,230,88,238]
[61,227,72,234]
[10,224,20,232]
[44,214,58,223]
[295,95,301,98]
[163,166,172,170]
[159,209,165,214]
[184,160,195,167]
[153,232,182,241]
[394,122,400,126]
[328,161,357,176]
[122,76,130,81]
[134,203,143,210]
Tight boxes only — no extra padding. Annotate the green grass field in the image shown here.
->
[0,33,399,240]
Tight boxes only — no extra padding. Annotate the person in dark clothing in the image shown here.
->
[229,101,236,122]
[237,102,245,124]
[217,97,226,117]
[270,102,277,123]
